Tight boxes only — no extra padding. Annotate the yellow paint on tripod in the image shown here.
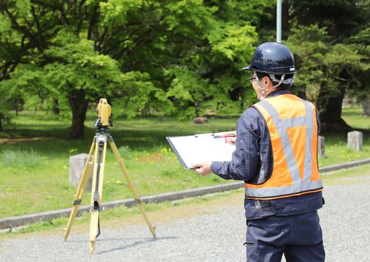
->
[63,98,156,254]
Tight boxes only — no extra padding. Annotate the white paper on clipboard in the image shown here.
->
[166,135,236,170]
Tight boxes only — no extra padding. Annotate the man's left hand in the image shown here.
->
[192,162,212,176]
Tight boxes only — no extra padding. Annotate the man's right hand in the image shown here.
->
[215,130,236,144]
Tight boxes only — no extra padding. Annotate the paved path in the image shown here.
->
[1,178,370,262]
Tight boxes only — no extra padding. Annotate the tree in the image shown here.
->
[286,25,368,131]
[284,0,370,130]
[347,26,370,116]
[1,0,268,138]
[0,0,160,138]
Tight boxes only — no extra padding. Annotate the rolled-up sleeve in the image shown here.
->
[211,109,261,181]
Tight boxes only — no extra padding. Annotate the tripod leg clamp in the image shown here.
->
[72,199,82,205]
[90,205,104,212]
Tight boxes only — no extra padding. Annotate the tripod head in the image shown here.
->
[94,98,112,130]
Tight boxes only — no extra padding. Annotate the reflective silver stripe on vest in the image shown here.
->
[246,99,323,198]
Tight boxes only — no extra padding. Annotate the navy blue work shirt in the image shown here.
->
[211,89,324,220]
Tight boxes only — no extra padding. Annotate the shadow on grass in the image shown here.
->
[1,116,238,152]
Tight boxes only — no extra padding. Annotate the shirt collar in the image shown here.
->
[266,89,291,98]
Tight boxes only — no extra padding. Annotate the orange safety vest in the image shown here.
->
[246,94,323,200]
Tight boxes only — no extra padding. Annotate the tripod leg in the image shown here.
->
[64,138,95,241]
[108,136,156,238]
[89,135,108,253]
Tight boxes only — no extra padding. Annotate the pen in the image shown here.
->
[213,135,235,138]
[194,133,235,138]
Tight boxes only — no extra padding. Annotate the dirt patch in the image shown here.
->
[138,153,164,162]
[0,137,54,145]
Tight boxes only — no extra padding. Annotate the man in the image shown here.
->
[193,42,325,262]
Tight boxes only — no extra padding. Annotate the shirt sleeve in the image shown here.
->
[210,109,261,181]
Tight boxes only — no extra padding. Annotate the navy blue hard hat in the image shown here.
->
[243,42,295,75]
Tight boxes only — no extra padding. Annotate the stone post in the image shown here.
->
[361,100,370,116]
[194,117,208,124]
[318,136,326,158]
[69,153,93,191]
[347,131,363,151]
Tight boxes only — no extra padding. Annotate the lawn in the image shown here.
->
[0,106,369,218]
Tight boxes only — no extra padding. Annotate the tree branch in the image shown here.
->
[87,2,99,40]
[76,0,86,34]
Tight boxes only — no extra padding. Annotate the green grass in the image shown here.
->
[322,164,370,185]
[0,113,237,218]
[2,163,369,237]
[0,106,369,219]
[317,136,370,167]
[317,105,370,166]
[341,105,370,130]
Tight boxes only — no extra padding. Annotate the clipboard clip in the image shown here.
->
[194,133,214,138]
[194,133,234,139]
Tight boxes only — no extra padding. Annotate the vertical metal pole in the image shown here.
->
[277,0,282,43]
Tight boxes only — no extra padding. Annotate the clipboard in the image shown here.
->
[166,134,236,170]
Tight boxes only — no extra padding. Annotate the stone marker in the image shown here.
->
[194,117,208,124]
[362,100,370,116]
[69,153,93,191]
[347,131,363,151]
[318,136,326,158]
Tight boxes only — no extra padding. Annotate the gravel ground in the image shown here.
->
[1,179,370,262]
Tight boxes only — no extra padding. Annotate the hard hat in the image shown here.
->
[242,42,295,75]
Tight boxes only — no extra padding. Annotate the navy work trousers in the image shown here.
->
[246,211,325,262]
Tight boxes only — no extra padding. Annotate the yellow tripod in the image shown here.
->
[64,99,156,253]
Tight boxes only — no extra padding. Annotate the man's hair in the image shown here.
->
[256,72,294,90]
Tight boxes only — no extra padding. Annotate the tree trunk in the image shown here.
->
[195,102,200,117]
[282,0,291,39]
[52,98,60,115]
[0,113,3,131]
[317,83,351,132]
[14,98,19,116]
[68,89,89,139]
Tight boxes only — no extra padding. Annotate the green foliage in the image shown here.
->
[165,67,210,118]
[286,25,329,103]
[285,1,370,126]
[44,38,123,97]
[0,65,51,99]
[0,0,269,134]
[346,26,370,103]
[1,0,369,134]
[100,0,143,27]
[208,24,257,66]
[163,0,217,34]
[14,0,31,16]
[286,25,369,115]
[112,71,162,118]
[0,13,12,34]
[289,0,369,37]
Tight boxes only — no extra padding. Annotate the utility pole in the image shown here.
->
[276,0,282,43]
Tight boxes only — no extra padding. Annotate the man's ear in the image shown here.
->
[263,76,272,88]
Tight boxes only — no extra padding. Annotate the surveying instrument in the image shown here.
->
[64,98,156,253]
